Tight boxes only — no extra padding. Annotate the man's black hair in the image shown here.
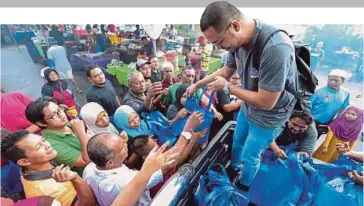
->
[183,44,192,52]
[86,65,100,78]
[25,97,59,126]
[290,110,313,125]
[200,1,243,33]
[87,133,114,168]
[1,130,29,163]
[131,135,150,157]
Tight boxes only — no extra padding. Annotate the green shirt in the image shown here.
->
[42,123,84,175]
[163,83,204,108]
[163,83,181,108]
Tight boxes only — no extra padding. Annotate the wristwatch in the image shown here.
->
[223,82,231,94]
[181,131,192,140]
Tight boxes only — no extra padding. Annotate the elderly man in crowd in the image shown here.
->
[310,69,350,138]
[163,65,196,108]
[123,71,163,114]
[83,134,177,206]
[83,111,203,206]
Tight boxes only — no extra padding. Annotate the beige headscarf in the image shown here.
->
[80,102,119,138]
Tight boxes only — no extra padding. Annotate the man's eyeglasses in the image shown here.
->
[212,22,232,46]
[45,107,65,120]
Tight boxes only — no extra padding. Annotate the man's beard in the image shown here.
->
[94,81,106,87]
[289,128,302,135]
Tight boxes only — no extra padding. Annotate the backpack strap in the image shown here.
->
[252,26,287,70]
[252,26,304,101]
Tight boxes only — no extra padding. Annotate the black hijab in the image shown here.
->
[42,69,68,96]
[174,84,189,110]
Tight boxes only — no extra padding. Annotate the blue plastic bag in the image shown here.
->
[194,164,248,206]
[172,87,215,144]
[142,111,178,146]
[299,154,363,206]
[249,146,314,206]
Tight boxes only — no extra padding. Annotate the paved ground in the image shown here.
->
[1,45,363,152]
[1,45,90,105]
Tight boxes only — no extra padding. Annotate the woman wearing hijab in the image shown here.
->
[113,105,152,139]
[167,84,190,122]
[41,68,79,119]
[80,102,120,138]
[313,106,364,163]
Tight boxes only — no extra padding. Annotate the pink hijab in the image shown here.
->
[329,106,363,142]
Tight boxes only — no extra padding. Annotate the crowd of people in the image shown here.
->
[1,1,363,206]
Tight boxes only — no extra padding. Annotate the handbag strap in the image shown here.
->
[58,81,65,104]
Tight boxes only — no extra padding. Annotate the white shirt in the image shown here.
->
[83,163,163,206]
[46,45,72,71]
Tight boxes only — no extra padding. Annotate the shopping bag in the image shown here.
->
[142,111,177,146]
[194,164,248,206]
[249,146,313,206]
[299,154,363,206]
[173,86,215,144]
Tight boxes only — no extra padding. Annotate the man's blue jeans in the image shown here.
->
[231,107,283,186]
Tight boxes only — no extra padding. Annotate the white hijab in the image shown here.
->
[80,102,119,138]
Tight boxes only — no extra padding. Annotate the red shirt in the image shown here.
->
[161,77,179,89]
[1,92,33,132]
[1,92,34,166]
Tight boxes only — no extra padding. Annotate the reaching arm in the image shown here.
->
[52,165,95,206]
[71,120,91,167]
[269,141,281,152]
[72,176,96,206]
[229,86,282,110]
[111,167,153,206]
[222,100,242,112]
[347,152,364,163]
[112,142,180,206]
[322,129,334,148]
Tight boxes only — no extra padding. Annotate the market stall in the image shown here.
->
[69,52,115,71]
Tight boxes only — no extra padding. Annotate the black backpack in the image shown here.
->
[252,25,319,112]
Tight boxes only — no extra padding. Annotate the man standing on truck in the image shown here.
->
[187,1,298,193]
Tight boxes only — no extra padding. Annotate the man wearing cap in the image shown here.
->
[137,59,153,90]
[310,69,350,138]
[197,35,211,81]
[150,57,164,83]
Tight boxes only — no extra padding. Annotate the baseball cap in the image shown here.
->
[136,59,151,69]
[198,35,207,42]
